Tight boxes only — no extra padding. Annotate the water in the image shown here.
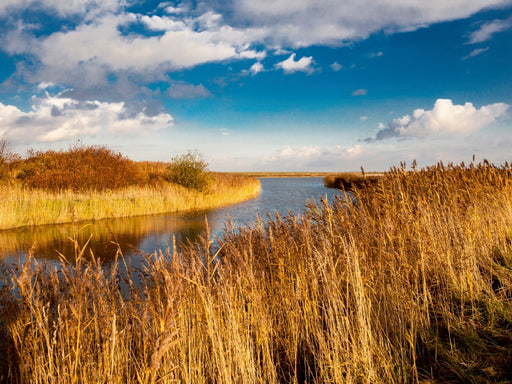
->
[0,177,342,264]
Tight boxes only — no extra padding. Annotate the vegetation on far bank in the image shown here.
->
[1,161,512,383]
[0,142,260,229]
[238,171,338,178]
[323,170,384,190]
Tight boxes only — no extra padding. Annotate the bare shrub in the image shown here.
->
[0,140,20,183]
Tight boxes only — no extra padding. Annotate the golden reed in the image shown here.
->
[1,161,511,383]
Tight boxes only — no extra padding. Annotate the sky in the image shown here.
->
[0,0,511,171]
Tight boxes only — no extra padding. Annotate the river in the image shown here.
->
[0,177,343,266]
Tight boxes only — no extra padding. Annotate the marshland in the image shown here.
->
[1,156,511,383]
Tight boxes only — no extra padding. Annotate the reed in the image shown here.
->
[1,161,512,383]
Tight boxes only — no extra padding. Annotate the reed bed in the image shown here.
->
[0,173,260,230]
[1,161,512,383]
[323,172,383,190]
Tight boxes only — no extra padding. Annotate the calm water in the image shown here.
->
[0,178,342,265]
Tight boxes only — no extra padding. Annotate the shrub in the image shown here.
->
[167,150,211,191]
[17,145,142,192]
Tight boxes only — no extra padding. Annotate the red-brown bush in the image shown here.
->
[17,145,143,192]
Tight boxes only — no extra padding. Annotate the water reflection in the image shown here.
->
[0,213,209,264]
[0,178,343,264]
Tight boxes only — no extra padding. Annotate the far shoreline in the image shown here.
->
[232,171,381,178]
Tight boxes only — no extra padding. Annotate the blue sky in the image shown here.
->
[0,0,511,171]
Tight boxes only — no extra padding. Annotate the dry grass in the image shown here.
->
[1,161,512,383]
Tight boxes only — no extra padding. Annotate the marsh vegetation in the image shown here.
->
[323,171,383,190]
[1,161,511,383]
[0,143,260,229]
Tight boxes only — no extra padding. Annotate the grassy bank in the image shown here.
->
[0,173,260,230]
[1,161,512,383]
[0,145,260,229]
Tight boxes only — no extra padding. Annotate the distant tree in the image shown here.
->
[167,150,211,192]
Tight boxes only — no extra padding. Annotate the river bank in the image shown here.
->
[0,145,261,230]
[0,173,260,230]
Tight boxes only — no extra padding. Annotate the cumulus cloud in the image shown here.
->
[232,0,511,47]
[36,82,57,90]
[276,53,314,74]
[262,144,363,169]
[0,0,121,18]
[365,99,509,142]
[162,5,187,15]
[3,11,266,90]
[0,95,173,143]
[467,16,512,44]
[249,62,264,75]
[3,0,510,102]
[46,14,259,71]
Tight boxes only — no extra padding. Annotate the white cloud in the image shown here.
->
[249,62,264,75]
[5,12,266,88]
[352,89,367,96]
[163,5,187,15]
[140,15,188,31]
[467,16,512,44]
[233,0,512,47]
[274,145,322,160]
[0,95,173,143]
[462,47,490,60]
[276,53,314,74]
[330,61,342,71]
[360,116,369,121]
[345,144,362,157]
[220,128,231,136]
[4,0,510,97]
[0,0,121,17]
[366,99,509,141]
[36,82,57,90]
[262,144,364,169]
[39,14,246,71]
